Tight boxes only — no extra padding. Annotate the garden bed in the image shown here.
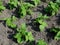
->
[0,0,60,45]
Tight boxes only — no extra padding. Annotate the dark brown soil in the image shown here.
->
[0,0,60,45]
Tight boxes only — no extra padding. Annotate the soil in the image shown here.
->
[0,0,60,45]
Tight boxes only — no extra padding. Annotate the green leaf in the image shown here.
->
[20,23,26,31]
[0,1,5,12]
[50,27,60,33]
[38,20,43,24]
[25,32,34,41]
[39,25,45,31]
[27,9,33,15]
[14,33,21,39]
[0,6,5,10]
[44,15,49,19]
[32,0,40,6]
[12,16,16,21]
[42,22,47,27]
[14,33,22,43]
[37,39,47,45]
[52,11,55,16]
[24,3,34,8]
[28,32,34,41]
[6,18,11,27]
[8,0,18,9]
[20,4,26,17]
[55,31,60,40]
[25,35,29,41]
[11,23,16,28]
[56,0,60,4]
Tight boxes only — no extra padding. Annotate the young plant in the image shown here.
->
[0,0,5,12]
[8,0,18,9]
[37,39,47,45]
[14,23,34,43]
[6,16,17,29]
[18,1,34,18]
[44,1,59,16]
[35,13,48,31]
[32,0,40,6]
[50,27,60,40]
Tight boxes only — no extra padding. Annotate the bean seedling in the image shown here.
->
[35,13,48,31]
[14,23,34,43]
[44,1,59,16]
[6,16,17,29]
[18,1,34,18]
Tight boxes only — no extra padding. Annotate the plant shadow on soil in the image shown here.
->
[25,0,35,5]
[4,3,11,10]
[7,28,18,43]
[41,0,54,2]
[56,14,60,25]
[12,6,22,18]
[2,21,6,27]
[27,19,40,32]
[45,28,56,42]
[5,3,16,10]
[37,5,45,13]
[41,0,46,2]
[5,3,21,18]
[1,20,18,43]
[36,4,52,16]
[25,41,36,45]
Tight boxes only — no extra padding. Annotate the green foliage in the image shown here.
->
[0,0,5,12]
[44,1,59,16]
[32,0,40,6]
[39,21,47,31]
[56,0,60,6]
[8,0,18,9]
[55,31,60,40]
[37,39,47,45]
[18,1,34,18]
[50,27,60,33]
[50,27,60,40]
[14,23,34,43]
[6,16,17,28]
[35,13,48,31]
